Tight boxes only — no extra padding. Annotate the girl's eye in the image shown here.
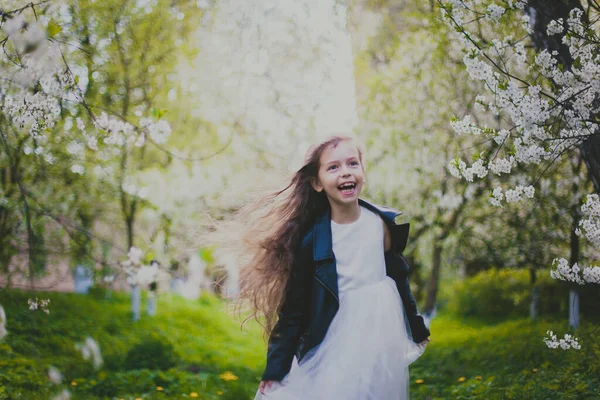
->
[328,165,337,171]
[350,161,359,166]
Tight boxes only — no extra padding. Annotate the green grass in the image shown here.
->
[410,313,600,399]
[0,289,266,399]
[1,289,599,399]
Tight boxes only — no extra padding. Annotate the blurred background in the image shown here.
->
[0,0,599,399]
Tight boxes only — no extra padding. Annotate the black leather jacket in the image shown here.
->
[261,198,431,381]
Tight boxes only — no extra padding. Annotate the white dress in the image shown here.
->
[255,205,427,400]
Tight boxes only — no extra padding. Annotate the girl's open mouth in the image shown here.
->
[338,182,356,196]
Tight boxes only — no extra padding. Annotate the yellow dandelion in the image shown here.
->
[475,376,483,380]
[190,393,199,398]
[415,379,424,384]
[156,386,164,391]
[71,381,77,386]
[458,377,466,382]
[532,368,538,372]
[217,391,223,395]
[219,371,239,381]
[135,398,142,400]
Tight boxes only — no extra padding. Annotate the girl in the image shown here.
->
[217,135,431,399]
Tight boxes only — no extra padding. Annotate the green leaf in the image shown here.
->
[152,108,168,119]
[47,20,62,38]
[198,247,215,264]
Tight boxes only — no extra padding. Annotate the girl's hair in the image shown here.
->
[206,134,364,340]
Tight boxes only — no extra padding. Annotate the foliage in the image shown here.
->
[122,333,180,371]
[410,313,600,399]
[437,0,600,284]
[0,289,263,399]
[1,289,599,399]
[445,267,600,320]
[0,0,209,285]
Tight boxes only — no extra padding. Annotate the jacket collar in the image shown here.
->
[312,198,402,262]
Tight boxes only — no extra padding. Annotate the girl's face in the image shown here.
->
[311,140,365,207]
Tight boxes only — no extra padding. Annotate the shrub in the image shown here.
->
[446,267,600,320]
[123,334,180,371]
[87,285,108,300]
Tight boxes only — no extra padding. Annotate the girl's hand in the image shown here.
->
[259,380,279,395]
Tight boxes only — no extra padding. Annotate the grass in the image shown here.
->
[0,289,265,400]
[411,313,600,399]
[0,288,599,399]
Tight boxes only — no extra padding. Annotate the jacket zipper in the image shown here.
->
[315,275,339,302]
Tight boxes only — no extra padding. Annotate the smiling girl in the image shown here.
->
[215,135,430,399]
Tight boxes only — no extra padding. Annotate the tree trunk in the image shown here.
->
[424,243,442,314]
[126,212,135,250]
[569,156,583,328]
[569,180,581,329]
[579,137,600,194]
[131,284,141,321]
[530,268,538,321]
[569,289,580,329]
[422,184,477,315]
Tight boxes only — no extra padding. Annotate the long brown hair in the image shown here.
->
[206,134,363,339]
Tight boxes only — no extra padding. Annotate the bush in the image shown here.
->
[123,334,180,371]
[87,285,108,300]
[446,267,600,320]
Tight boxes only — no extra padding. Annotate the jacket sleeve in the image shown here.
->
[261,249,309,381]
[386,251,430,343]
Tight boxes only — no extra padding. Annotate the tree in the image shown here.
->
[438,0,600,348]
[353,0,492,313]
[0,1,208,288]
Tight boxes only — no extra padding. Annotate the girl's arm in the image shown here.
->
[261,249,310,382]
[383,220,430,342]
[395,261,430,343]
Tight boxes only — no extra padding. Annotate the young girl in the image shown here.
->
[219,135,430,399]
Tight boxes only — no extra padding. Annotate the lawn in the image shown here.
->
[0,288,598,399]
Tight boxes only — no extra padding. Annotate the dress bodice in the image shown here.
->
[330,205,387,293]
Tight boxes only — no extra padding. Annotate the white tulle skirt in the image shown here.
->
[254,276,427,400]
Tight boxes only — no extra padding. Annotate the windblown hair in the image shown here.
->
[205,134,364,340]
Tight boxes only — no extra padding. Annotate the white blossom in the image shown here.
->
[582,265,600,284]
[489,156,514,175]
[141,118,172,144]
[579,194,600,248]
[28,298,50,314]
[448,158,462,178]
[474,95,486,112]
[485,4,505,22]
[546,18,564,36]
[522,185,535,199]
[490,187,504,207]
[127,247,143,266]
[136,264,159,286]
[550,258,586,284]
[48,366,63,384]
[74,337,103,369]
[70,165,85,175]
[544,330,581,350]
[493,129,509,145]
